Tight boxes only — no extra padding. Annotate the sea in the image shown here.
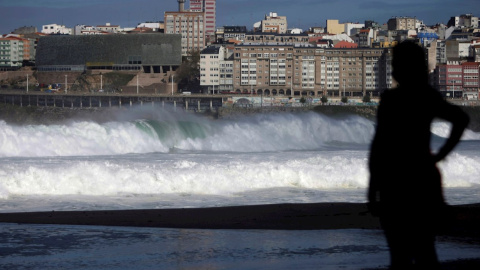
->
[1,107,479,269]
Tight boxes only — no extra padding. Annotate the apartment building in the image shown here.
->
[261,12,288,34]
[233,43,293,95]
[448,14,479,28]
[244,32,309,43]
[200,46,234,93]
[462,62,480,99]
[232,43,392,97]
[433,62,463,98]
[326,20,344,35]
[190,0,203,11]
[165,11,205,55]
[96,23,121,33]
[434,61,480,99]
[189,0,216,39]
[215,26,247,43]
[0,37,25,69]
[41,24,72,35]
[387,17,416,31]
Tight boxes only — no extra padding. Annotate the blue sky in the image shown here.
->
[0,0,478,34]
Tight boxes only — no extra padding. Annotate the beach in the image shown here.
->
[1,203,480,269]
[0,107,479,269]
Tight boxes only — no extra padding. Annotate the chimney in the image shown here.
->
[178,0,185,12]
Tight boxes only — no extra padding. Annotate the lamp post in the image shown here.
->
[171,74,174,95]
[65,75,68,94]
[453,80,455,99]
[26,74,28,93]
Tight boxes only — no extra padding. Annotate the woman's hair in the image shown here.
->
[392,40,428,85]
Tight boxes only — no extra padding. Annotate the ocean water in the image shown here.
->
[1,108,479,269]
[0,108,479,211]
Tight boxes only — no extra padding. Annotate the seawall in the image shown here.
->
[1,103,480,132]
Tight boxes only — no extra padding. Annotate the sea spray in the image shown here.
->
[0,112,376,157]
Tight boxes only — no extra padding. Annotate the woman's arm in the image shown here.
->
[433,104,470,163]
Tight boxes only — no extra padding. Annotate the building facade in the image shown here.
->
[387,17,416,31]
[232,43,392,97]
[434,61,479,99]
[35,34,182,73]
[41,24,73,35]
[261,12,288,34]
[96,23,121,33]
[462,62,480,99]
[165,11,206,55]
[326,20,344,35]
[189,0,216,40]
[200,46,234,93]
[0,37,24,69]
[448,14,479,28]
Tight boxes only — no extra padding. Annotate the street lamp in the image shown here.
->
[171,74,174,95]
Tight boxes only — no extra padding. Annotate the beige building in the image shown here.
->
[261,12,288,34]
[326,20,345,35]
[96,23,120,33]
[233,43,393,97]
[387,17,416,30]
[165,11,206,55]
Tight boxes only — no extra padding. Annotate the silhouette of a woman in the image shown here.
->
[368,41,469,269]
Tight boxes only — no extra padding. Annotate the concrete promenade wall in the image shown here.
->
[0,92,224,112]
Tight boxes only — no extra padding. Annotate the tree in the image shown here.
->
[175,49,201,91]
[363,95,371,103]
[300,96,306,105]
[321,96,328,104]
[341,96,348,103]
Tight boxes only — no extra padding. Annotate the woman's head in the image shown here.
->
[392,41,428,86]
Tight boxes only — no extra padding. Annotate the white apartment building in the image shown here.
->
[0,37,24,69]
[41,24,73,35]
[344,22,365,36]
[200,46,223,93]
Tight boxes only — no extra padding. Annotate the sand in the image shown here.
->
[1,202,479,269]
[0,203,479,234]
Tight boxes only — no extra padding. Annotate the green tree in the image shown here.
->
[175,49,201,91]
[300,96,306,105]
[341,96,348,103]
[363,95,371,103]
[321,96,328,104]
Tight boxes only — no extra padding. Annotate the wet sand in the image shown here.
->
[0,203,479,234]
[1,202,479,269]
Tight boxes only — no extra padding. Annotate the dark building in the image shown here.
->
[36,34,182,73]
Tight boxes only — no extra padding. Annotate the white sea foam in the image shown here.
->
[431,121,480,140]
[0,113,376,157]
[0,112,479,211]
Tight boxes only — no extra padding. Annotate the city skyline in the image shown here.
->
[0,0,478,34]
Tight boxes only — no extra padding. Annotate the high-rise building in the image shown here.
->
[189,0,216,38]
[190,0,203,12]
